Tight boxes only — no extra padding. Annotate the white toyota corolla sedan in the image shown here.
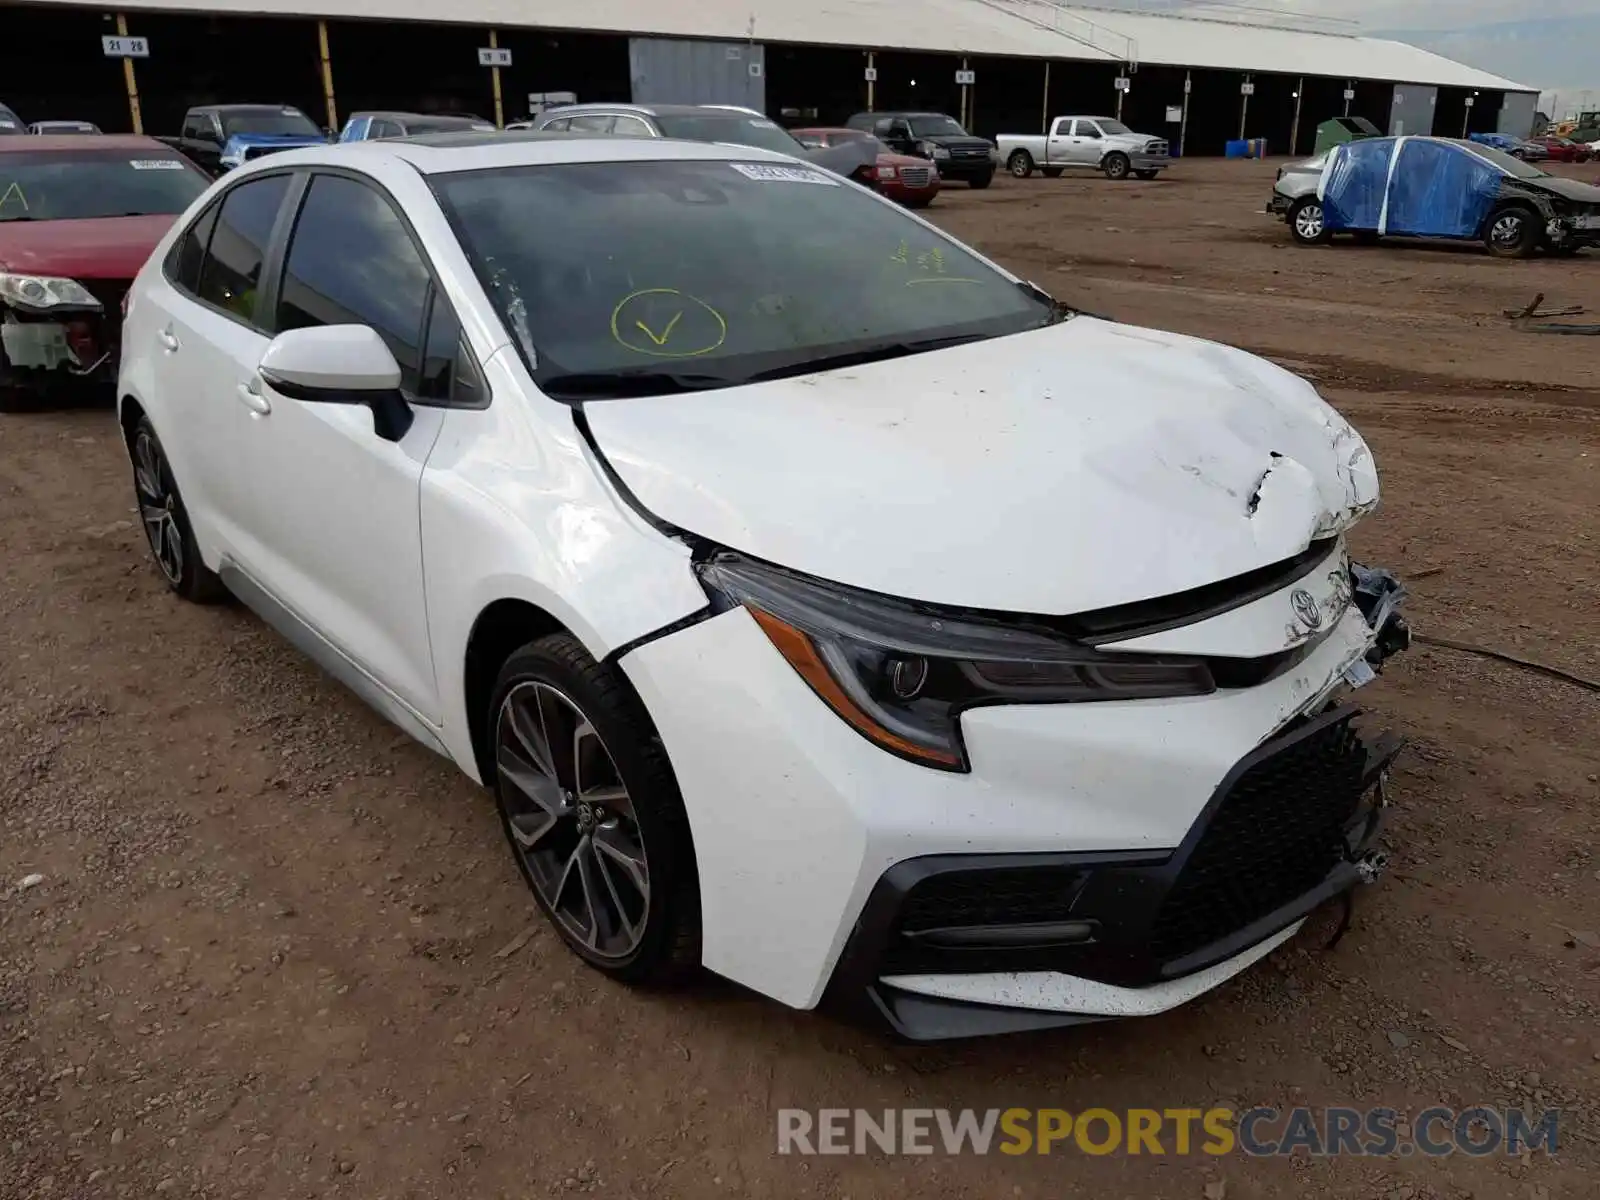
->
[116,133,1410,1040]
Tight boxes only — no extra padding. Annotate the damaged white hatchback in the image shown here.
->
[117,134,1411,1040]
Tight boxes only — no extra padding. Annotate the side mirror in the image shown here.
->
[258,325,414,442]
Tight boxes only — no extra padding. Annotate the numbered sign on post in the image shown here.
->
[1240,82,1256,96]
[102,35,149,57]
[478,47,512,67]
[864,67,877,82]
[1114,77,1130,92]
[955,69,976,86]
[1343,88,1356,100]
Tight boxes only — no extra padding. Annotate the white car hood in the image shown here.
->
[582,317,1378,615]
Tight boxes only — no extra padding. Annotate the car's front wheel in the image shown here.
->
[1484,205,1539,258]
[1289,198,1331,245]
[489,633,700,983]
[130,415,226,603]
[1103,152,1131,180]
[1007,150,1034,177]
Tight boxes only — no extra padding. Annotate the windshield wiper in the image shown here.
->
[539,369,734,400]
[739,333,994,385]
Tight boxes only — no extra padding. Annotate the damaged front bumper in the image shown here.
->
[621,545,1413,1038]
[0,285,125,395]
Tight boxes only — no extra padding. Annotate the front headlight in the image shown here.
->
[878,164,898,180]
[932,146,952,160]
[0,272,102,312]
[699,555,1214,772]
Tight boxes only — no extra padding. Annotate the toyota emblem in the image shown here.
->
[1290,588,1323,630]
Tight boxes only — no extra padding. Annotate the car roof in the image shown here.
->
[354,111,479,124]
[196,103,305,114]
[232,131,800,175]
[0,133,174,153]
[545,103,764,119]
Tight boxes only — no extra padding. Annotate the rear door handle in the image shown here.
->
[158,329,180,352]
[236,379,272,415]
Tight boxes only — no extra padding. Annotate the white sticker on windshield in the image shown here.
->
[749,119,779,128]
[130,159,186,170]
[729,162,839,186]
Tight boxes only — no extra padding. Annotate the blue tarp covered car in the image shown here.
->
[1268,136,1600,257]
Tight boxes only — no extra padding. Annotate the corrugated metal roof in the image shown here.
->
[1003,3,1531,90]
[77,0,1532,92]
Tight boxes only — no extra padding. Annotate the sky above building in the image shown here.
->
[1089,1,1600,113]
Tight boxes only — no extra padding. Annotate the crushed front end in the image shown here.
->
[0,273,125,402]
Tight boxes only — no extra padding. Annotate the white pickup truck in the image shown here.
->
[997,116,1170,181]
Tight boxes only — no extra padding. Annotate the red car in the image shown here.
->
[0,135,209,411]
[1531,136,1593,163]
[791,127,942,208]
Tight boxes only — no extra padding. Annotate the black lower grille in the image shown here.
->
[1150,713,1368,961]
[897,865,1088,933]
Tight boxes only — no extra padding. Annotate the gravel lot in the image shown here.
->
[3,157,1598,1200]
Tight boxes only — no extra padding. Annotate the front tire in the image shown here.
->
[1484,205,1539,258]
[488,633,700,984]
[1007,150,1034,178]
[130,416,226,603]
[967,171,994,190]
[1103,152,1131,180]
[1288,198,1331,245]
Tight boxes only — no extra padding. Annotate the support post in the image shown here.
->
[1289,76,1303,157]
[317,20,337,134]
[961,56,971,130]
[1344,80,1353,117]
[1179,69,1190,158]
[1239,74,1251,141]
[489,29,504,128]
[867,51,875,111]
[1116,78,1124,121]
[116,13,143,134]
[1041,60,1050,133]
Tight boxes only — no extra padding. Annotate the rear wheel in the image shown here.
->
[1103,152,1131,180]
[1288,198,1331,245]
[1007,150,1034,178]
[967,171,994,190]
[489,634,700,983]
[1484,205,1539,258]
[130,416,226,603]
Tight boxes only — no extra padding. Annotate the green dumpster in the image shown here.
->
[1314,116,1382,155]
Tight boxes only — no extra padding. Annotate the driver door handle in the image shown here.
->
[237,379,272,415]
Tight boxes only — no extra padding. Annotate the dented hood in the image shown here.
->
[583,317,1378,615]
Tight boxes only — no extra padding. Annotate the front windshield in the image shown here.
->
[906,115,969,138]
[222,108,321,138]
[432,159,1059,396]
[0,151,208,221]
[1463,143,1549,179]
[1097,119,1133,135]
[652,114,801,154]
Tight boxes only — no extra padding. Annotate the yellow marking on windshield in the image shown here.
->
[0,182,28,212]
[635,310,683,346]
[610,288,727,358]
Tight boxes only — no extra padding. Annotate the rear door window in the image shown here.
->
[195,173,292,327]
[170,201,221,293]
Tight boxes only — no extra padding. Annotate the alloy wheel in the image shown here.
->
[133,430,183,585]
[495,681,650,959]
[1295,203,1325,241]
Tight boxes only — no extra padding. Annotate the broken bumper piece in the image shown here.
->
[0,309,114,384]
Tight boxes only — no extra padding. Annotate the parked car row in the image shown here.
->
[80,130,1411,1042]
[1268,136,1600,258]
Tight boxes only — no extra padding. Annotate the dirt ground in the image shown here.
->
[3,158,1598,1200]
